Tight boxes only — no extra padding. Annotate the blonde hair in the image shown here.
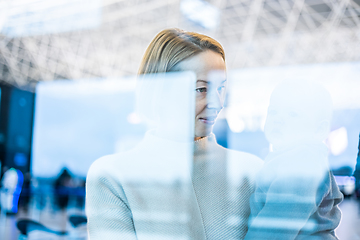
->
[138,28,225,75]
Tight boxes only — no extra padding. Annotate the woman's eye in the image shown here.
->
[196,87,207,93]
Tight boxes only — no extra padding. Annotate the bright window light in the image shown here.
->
[327,127,348,156]
[180,0,220,30]
[0,0,101,37]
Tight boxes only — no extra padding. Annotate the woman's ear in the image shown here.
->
[316,120,330,141]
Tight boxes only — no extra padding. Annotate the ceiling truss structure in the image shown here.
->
[0,0,359,89]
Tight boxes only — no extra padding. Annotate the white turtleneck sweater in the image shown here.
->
[86,131,263,239]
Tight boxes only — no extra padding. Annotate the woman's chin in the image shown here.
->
[194,128,212,140]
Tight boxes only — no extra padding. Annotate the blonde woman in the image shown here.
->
[86,29,263,239]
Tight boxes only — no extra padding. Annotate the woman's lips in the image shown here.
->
[199,117,216,125]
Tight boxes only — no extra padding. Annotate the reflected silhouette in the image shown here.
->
[245,80,343,239]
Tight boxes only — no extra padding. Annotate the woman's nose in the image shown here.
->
[206,88,223,111]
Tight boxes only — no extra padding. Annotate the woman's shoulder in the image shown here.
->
[217,145,264,167]
[87,152,134,181]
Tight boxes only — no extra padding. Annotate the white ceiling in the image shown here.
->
[0,0,359,89]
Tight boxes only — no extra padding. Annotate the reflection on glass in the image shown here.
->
[245,80,343,239]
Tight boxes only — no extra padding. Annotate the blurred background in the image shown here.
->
[0,0,360,239]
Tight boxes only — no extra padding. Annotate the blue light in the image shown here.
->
[14,152,27,167]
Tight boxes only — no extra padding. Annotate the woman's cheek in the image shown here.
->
[194,98,207,117]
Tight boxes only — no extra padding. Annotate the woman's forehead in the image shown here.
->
[176,51,226,75]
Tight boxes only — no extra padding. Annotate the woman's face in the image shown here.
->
[174,50,227,140]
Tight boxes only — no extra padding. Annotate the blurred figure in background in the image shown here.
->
[0,167,23,214]
[18,172,31,213]
[54,168,75,210]
[245,80,343,239]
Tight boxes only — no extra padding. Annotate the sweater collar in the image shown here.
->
[194,133,217,153]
